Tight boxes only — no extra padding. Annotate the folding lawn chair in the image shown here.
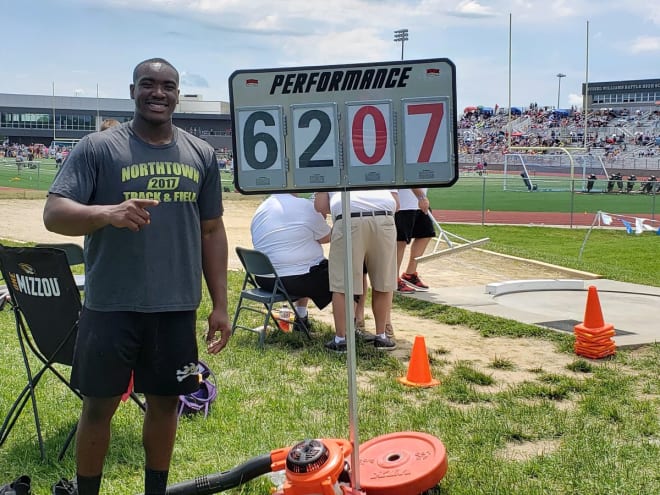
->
[231,246,311,347]
[0,244,143,461]
[35,242,84,266]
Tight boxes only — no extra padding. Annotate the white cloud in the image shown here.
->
[568,93,583,108]
[280,28,392,66]
[550,0,576,17]
[448,1,497,18]
[8,0,658,108]
[606,0,660,25]
[630,36,660,54]
[100,0,411,31]
[181,72,210,88]
[504,0,598,21]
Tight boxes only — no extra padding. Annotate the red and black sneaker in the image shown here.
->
[397,278,416,294]
[401,272,429,292]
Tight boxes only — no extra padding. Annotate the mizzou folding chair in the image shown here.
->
[231,246,311,346]
[0,244,143,461]
[0,244,82,459]
[35,242,84,267]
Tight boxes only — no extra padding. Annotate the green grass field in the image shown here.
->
[2,159,657,216]
[0,158,235,192]
[440,224,659,286]
[0,213,658,493]
[428,176,658,215]
[0,159,57,191]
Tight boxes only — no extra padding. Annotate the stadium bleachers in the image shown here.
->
[458,106,660,173]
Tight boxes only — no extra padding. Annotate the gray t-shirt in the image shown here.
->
[49,122,222,312]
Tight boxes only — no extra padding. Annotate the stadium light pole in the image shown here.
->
[556,73,566,109]
[393,28,409,60]
[51,82,56,142]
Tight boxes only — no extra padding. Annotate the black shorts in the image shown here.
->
[257,259,332,309]
[71,308,199,397]
[395,210,435,243]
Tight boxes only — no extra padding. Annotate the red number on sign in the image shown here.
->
[407,103,444,163]
[352,105,387,165]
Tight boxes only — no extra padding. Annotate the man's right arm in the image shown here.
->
[317,232,331,244]
[313,192,330,218]
[43,194,159,236]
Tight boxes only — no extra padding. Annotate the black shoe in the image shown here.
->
[324,338,347,353]
[355,327,376,343]
[374,335,397,351]
[52,478,77,495]
[0,475,31,495]
[293,314,311,333]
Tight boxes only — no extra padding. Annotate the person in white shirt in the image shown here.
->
[395,188,434,294]
[55,151,63,169]
[250,193,332,330]
[314,190,399,352]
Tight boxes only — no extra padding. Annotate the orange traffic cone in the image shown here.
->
[398,336,440,388]
[573,286,616,359]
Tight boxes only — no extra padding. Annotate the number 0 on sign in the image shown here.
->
[346,101,393,168]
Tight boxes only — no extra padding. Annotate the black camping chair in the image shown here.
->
[35,243,85,291]
[0,245,143,461]
[0,245,81,460]
[231,247,311,346]
[35,243,84,266]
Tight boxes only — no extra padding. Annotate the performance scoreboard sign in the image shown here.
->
[229,58,457,193]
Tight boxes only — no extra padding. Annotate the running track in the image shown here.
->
[435,210,655,226]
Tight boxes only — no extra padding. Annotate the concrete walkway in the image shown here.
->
[406,278,660,348]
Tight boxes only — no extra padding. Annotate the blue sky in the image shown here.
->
[6,0,660,111]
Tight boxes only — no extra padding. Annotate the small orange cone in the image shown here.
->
[573,286,616,359]
[398,336,440,388]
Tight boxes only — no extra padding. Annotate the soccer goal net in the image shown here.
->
[503,151,609,192]
[49,139,80,153]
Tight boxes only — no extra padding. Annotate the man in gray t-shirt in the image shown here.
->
[43,58,230,495]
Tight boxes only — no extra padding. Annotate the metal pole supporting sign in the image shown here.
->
[228,57,458,492]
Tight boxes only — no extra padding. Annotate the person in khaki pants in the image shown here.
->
[314,190,399,352]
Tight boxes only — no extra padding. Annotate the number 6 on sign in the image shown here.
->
[237,106,285,171]
[402,97,449,166]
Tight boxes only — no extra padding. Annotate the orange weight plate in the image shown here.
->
[358,431,447,495]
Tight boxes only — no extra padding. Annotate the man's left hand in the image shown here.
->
[206,308,231,354]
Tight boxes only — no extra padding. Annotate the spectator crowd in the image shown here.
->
[458,104,660,163]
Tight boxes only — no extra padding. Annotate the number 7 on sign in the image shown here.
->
[403,100,448,165]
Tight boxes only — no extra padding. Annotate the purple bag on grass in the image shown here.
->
[177,361,217,418]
